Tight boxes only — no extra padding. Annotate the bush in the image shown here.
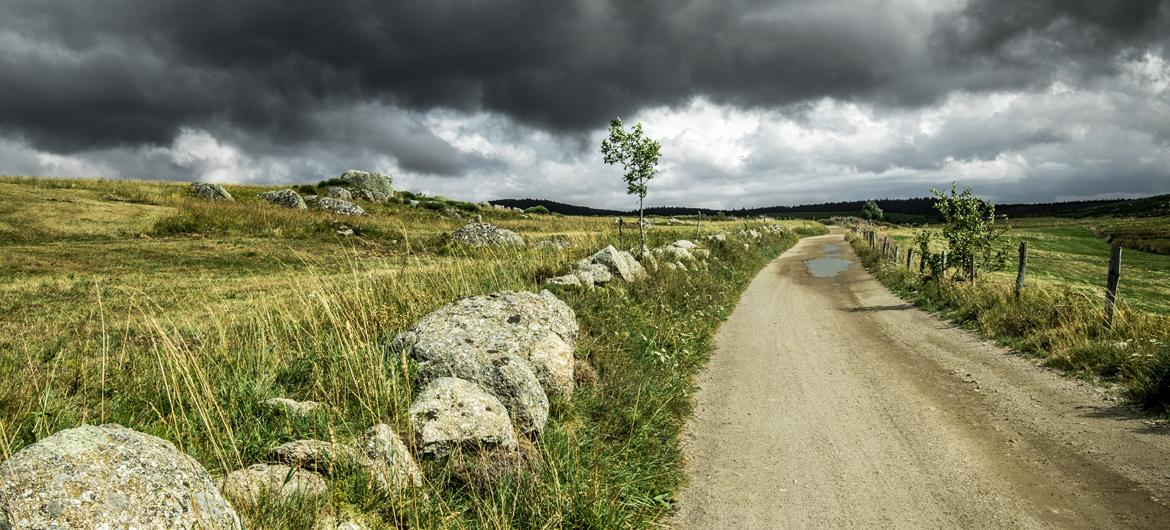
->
[525,205,551,215]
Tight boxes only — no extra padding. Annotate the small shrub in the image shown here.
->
[525,205,551,215]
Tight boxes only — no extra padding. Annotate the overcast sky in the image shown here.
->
[1,0,1168,209]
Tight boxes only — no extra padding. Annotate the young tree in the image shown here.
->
[862,200,884,221]
[931,184,1009,279]
[601,117,661,253]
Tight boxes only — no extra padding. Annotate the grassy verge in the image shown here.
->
[0,175,826,528]
[848,234,1170,417]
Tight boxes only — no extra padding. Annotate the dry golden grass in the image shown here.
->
[0,175,823,528]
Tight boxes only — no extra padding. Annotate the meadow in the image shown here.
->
[0,176,824,528]
[881,218,1170,315]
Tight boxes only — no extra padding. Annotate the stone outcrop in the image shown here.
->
[409,377,518,459]
[0,424,241,529]
[189,182,233,201]
[451,223,526,247]
[258,189,308,209]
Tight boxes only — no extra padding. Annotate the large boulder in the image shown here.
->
[410,377,518,459]
[258,189,308,209]
[189,182,233,201]
[337,170,394,201]
[451,223,526,247]
[0,424,241,529]
[394,290,578,401]
[589,245,648,283]
[219,464,327,506]
[317,197,365,216]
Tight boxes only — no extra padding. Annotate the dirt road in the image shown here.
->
[672,230,1170,529]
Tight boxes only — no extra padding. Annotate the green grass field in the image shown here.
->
[883,218,1170,315]
[0,176,824,528]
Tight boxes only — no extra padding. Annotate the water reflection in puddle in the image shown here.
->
[806,257,852,278]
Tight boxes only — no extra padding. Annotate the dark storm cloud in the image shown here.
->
[2,0,1168,156]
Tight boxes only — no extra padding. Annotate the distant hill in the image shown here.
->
[493,194,1170,221]
[490,198,626,216]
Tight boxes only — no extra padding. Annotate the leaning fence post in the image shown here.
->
[968,255,976,285]
[1104,245,1122,331]
[1015,241,1028,299]
[906,248,913,269]
[618,218,625,249]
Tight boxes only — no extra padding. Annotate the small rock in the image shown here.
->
[546,274,583,287]
[316,197,365,216]
[574,359,599,388]
[361,424,424,492]
[258,189,308,209]
[534,238,570,250]
[262,397,324,416]
[220,464,328,506]
[410,377,518,459]
[451,222,526,247]
[268,440,361,472]
[323,186,353,200]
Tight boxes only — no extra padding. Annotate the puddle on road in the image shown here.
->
[806,257,853,278]
[822,244,841,255]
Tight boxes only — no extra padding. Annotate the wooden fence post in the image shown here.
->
[1104,245,1122,331]
[618,218,624,249]
[907,248,913,269]
[941,250,947,272]
[968,254,976,285]
[919,251,926,273]
[695,212,702,240]
[1015,241,1027,299]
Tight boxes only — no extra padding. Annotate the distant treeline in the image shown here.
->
[492,194,1170,220]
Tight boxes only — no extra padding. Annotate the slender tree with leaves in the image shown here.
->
[931,184,1009,279]
[601,117,661,253]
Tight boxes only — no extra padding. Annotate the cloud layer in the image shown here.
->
[1,0,1168,208]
